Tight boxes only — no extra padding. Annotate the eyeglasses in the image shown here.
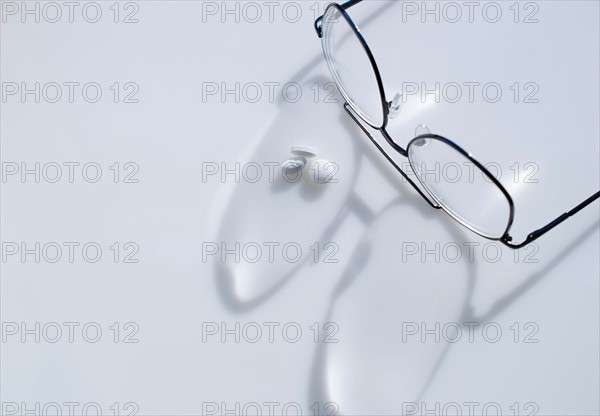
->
[314,0,599,249]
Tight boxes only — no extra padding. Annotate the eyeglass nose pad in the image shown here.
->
[414,124,430,136]
[388,93,402,119]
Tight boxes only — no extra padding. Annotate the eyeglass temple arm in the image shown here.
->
[315,0,364,37]
[502,191,600,249]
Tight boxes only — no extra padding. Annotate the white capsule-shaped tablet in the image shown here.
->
[290,145,318,158]
[310,159,337,184]
[281,156,307,175]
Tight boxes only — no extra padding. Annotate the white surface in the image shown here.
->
[1,1,599,415]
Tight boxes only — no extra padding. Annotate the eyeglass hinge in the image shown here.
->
[314,17,323,38]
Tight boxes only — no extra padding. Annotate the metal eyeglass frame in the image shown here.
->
[314,0,600,249]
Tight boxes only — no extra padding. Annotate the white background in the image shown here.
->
[1,1,599,415]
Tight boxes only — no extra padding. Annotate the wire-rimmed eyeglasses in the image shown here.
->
[314,0,599,249]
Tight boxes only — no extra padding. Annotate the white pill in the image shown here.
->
[281,156,307,175]
[310,159,336,184]
[290,145,318,158]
